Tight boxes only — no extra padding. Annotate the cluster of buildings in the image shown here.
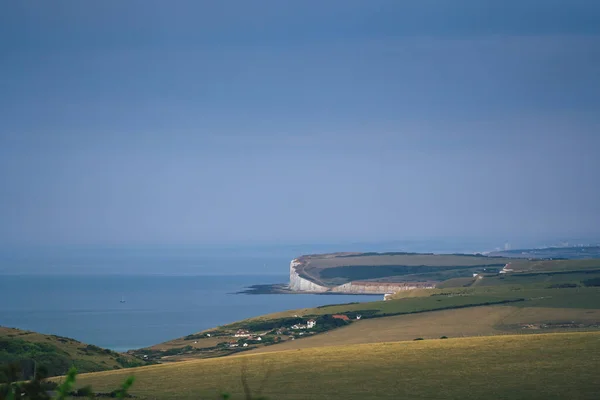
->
[291,319,317,330]
[234,329,263,341]
[227,315,361,348]
[228,330,264,348]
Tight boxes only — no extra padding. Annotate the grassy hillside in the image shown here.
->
[248,305,600,353]
[0,327,147,380]
[68,332,600,399]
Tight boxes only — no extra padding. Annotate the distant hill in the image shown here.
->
[488,245,600,260]
[0,327,148,381]
[289,252,515,293]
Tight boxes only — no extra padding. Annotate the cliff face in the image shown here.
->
[288,258,435,294]
[289,259,328,292]
[331,281,435,294]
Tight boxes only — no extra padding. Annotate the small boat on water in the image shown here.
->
[120,296,126,303]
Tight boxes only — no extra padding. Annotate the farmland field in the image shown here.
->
[69,332,600,400]
[248,305,600,353]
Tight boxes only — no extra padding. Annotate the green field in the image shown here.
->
[68,332,600,400]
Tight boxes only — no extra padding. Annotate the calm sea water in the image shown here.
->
[0,274,379,351]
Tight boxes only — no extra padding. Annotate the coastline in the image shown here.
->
[235,283,383,296]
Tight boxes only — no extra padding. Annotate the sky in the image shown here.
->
[1,0,599,248]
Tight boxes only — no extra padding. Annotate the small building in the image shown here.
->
[307,319,317,328]
[383,293,393,301]
[356,315,362,320]
[235,329,251,337]
[332,314,350,321]
[500,263,514,274]
[243,343,249,347]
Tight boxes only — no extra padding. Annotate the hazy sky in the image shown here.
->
[1,1,599,247]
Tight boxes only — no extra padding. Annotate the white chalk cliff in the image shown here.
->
[288,258,435,294]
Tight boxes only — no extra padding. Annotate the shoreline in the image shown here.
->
[235,283,384,296]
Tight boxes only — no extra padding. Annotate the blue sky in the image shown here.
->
[1,1,599,247]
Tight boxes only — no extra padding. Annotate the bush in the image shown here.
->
[582,278,600,287]
[548,283,579,289]
[238,317,305,332]
[414,338,424,341]
[115,357,145,369]
[440,336,448,339]
[74,386,93,397]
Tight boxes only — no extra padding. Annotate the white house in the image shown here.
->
[307,319,317,329]
[243,343,249,347]
[235,329,251,337]
[356,315,362,320]
[499,264,514,274]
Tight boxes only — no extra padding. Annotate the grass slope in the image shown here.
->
[0,327,146,378]
[70,332,600,400]
[248,305,600,353]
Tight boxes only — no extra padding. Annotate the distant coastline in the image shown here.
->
[236,283,381,295]
[243,247,600,296]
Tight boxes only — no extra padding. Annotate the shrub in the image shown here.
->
[582,278,600,287]
[548,283,579,289]
[440,336,448,339]
[414,338,424,341]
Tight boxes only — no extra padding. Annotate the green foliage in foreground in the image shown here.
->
[0,339,72,381]
[0,365,137,400]
[0,363,268,400]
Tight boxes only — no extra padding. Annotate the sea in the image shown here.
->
[0,247,387,351]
